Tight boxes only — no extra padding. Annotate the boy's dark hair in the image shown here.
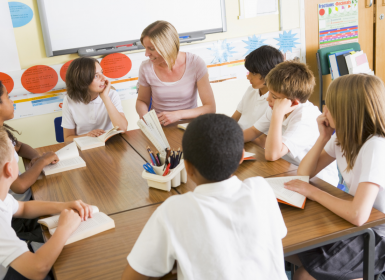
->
[265,61,315,103]
[65,57,100,104]
[182,114,243,182]
[244,45,284,79]
[0,81,19,145]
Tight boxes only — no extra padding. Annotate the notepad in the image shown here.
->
[265,176,308,209]
[38,206,115,245]
[74,127,124,150]
[42,142,86,175]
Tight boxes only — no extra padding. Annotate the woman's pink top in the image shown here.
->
[138,52,207,113]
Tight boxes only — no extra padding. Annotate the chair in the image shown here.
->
[316,42,361,112]
[54,117,64,143]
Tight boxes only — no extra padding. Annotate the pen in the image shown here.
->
[96,47,114,51]
[163,163,171,176]
[179,36,190,39]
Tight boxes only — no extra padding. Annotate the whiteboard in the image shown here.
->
[37,0,226,57]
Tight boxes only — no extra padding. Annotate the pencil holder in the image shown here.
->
[150,156,165,175]
[142,159,187,192]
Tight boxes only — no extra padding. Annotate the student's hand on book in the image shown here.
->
[29,156,40,167]
[100,79,111,99]
[158,111,181,126]
[284,180,316,200]
[317,110,334,140]
[40,152,59,165]
[87,129,105,137]
[273,98,298,116]
[66,200,93,221]
[57,209,82,234]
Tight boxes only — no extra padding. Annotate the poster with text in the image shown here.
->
[318,0,358,48]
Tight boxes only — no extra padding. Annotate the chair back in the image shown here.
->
[54,117,64,143]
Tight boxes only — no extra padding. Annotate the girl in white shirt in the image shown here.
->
[285,74,385,280]
[62,57,128,142]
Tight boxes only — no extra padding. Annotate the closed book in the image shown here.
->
[38,206,115,245]
[336,54,349,76]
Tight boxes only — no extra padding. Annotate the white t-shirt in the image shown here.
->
[254,101,338,187]
[236,86,269,130]
[8,150,31,202]
[61,90,124,136]
[0,194,29,279]
[325,134,385,235]
[127,176,288,280]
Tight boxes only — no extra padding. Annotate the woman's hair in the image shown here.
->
[140,21,179,70]
[65,57,100,104]
[0,81,20,145]
[326,74,385,171]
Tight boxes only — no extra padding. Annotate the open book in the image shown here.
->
[42,142,86,176]
[137,110,170,157]
[38,206,115,245]
[177,123,188,130]
[265,176,309,209]
[74,127,124,150]
[243,152,256,160]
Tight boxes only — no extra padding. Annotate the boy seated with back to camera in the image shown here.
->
[122,114,288,280]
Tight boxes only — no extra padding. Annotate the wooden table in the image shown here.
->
[27,127,385,280]
[26,135,177,215]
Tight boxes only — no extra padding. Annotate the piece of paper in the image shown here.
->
[257,0,278,15]
[0,0,20,72]
[318,1,358,48]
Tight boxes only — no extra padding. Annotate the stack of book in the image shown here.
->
[328,49,373,80]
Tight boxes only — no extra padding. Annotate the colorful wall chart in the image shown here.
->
[318,0,358,48]
[2,28,302,120]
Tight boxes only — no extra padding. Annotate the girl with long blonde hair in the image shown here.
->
[285,74,385,280]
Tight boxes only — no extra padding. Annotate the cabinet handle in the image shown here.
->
[366,0,372,7]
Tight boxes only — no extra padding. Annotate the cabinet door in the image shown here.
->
[305,0,374,107]
[375,1,385,82]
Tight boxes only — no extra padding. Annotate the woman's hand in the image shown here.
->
[87,129,105,137]
[284,180,318,200]
[317,110,334,140]
[157,111,181,126]
[100,79,111,99]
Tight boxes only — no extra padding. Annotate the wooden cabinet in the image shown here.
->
[304,0,384,108]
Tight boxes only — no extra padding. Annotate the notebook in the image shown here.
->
[74,127,124,150]
[38,206,115,245]
[177,123,188,130]
[265,176,308,209]
[42,142,86,176]
[244,152,256,160]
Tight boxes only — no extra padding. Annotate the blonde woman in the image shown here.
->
[136,21,216,126]
[284,74,385,280]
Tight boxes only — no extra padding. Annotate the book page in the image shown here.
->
[265,176,308,207]
[49,212,115,244]
[99,127,123,142]
[75,136,102,147]
[38,206,99,229]
[244,152,255,159]
[56,142,79,161]
[43,157,85,173]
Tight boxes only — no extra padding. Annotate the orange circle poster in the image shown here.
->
[0,72,14,94]
[21,65,58,94]
[100,53,132,78]
[60,60,73,82]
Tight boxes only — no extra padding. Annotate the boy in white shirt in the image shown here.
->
[122,114,288,280]
[243,61,338,186]
[0,127,93,280]
[232,45,284,130]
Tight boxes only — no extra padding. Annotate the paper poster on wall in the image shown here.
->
[21,65,58,94]
[8,2,33,28]
[0,72,14,94]
[318,0,358,48]
[100,53,132,78]
[60,60,73,82]
[4,28,303,120]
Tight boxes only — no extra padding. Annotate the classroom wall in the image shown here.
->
[5,0,301,170]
